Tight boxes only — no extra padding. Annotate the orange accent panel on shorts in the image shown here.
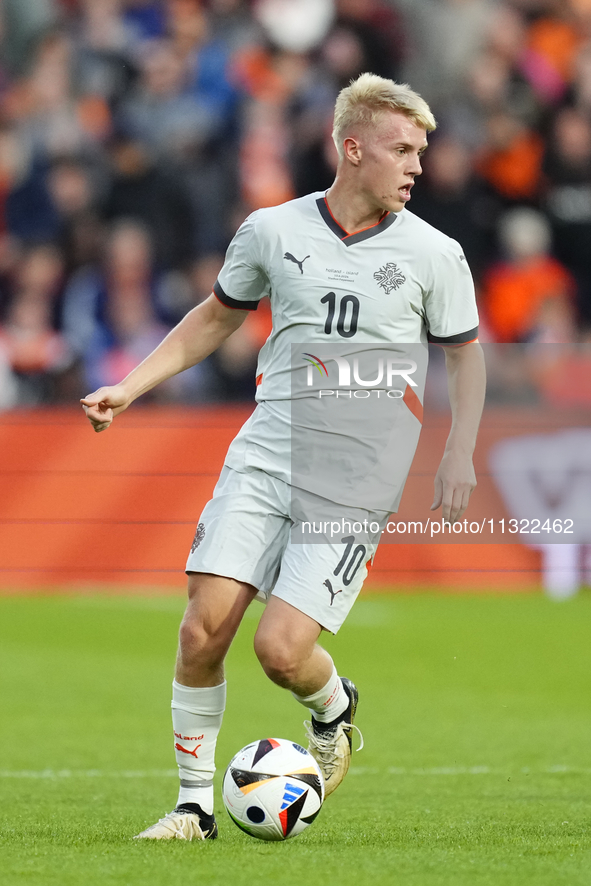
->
[403,385,423,424]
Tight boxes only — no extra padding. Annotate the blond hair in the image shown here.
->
[332,72,437,159]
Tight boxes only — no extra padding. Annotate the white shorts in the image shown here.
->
[186,466,388,633]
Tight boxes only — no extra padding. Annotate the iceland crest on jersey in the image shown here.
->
[191,522,206,553]
[373,262,406,294]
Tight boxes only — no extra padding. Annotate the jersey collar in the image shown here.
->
[316,196,397,246]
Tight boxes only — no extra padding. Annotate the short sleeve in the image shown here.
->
[213,212,270,311]
[423,240,479,344]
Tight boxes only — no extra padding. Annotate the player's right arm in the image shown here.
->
[81,294,249,432]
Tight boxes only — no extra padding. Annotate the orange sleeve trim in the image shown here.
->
[213,281,259,311]
[437,337,479,347]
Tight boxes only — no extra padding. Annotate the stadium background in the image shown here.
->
[1,0,590,592]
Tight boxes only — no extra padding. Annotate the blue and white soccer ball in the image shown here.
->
[222,737,324,841]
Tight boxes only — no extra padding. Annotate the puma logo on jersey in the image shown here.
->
[323,578,342,606]
[284,252,310,274]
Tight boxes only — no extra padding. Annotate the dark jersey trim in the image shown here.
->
[427,326,479,345]
[317,196,347,238]
[316,198,397,246]
[213,280,259,311]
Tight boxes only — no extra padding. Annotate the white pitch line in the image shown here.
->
[1,766,591,779]
[0,769,178,779]
[352,765,591,776]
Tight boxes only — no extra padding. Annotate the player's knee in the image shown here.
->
[178,616,224,665]
[254,634,300,687]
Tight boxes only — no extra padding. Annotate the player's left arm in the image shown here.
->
[431,341,486,524]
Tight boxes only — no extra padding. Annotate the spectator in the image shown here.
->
[401,0,496,112]
[543,105,591,324]
[481,207,576,343]
[206,0,261,53]
[332,0,405,81]
[46,154,105,272]
[122,0,167,43]
[117,37,217,160]
[570,41,591,114]
[476,111,545,204]
[521,2,583,105]
[62,219,175,390]
[103,134,194,268]
[408,135,494,280]
[0,0,589,408]
[0,0,59,76]
[0,243,71,403]
[72,0,138,111]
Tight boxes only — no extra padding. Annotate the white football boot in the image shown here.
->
[305,677,364,797]
[134,804,218,840]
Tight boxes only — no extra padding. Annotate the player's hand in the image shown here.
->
[430,449,476,524]
[80,385,131,433]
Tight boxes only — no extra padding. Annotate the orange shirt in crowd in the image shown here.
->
[482,255,574,342]
[526,16,583,83]
[477,130,545,201]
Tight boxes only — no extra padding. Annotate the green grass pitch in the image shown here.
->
[0,591,590,886]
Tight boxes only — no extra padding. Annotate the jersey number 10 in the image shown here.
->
[321,292,360,337]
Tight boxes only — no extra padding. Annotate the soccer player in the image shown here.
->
[82,73,486,840]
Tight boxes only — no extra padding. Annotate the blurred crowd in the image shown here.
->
[0,0,591,409]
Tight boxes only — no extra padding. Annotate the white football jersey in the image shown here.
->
[213,192,479,508]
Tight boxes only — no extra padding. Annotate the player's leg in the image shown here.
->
[253,520,386,795]
[253,596,336,696]
[135,572,256,840]
[253,595,360,797]
[176,571,256,687]
[136,466,290,840]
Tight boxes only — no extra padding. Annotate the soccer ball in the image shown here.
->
[222,737,324,841]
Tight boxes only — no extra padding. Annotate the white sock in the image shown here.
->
[292,664,348,724]
[171,680,226,815]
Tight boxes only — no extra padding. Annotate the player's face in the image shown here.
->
[355,111,428,213]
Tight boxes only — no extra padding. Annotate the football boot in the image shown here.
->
[134,803,218,840]
[305,677,364,797]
